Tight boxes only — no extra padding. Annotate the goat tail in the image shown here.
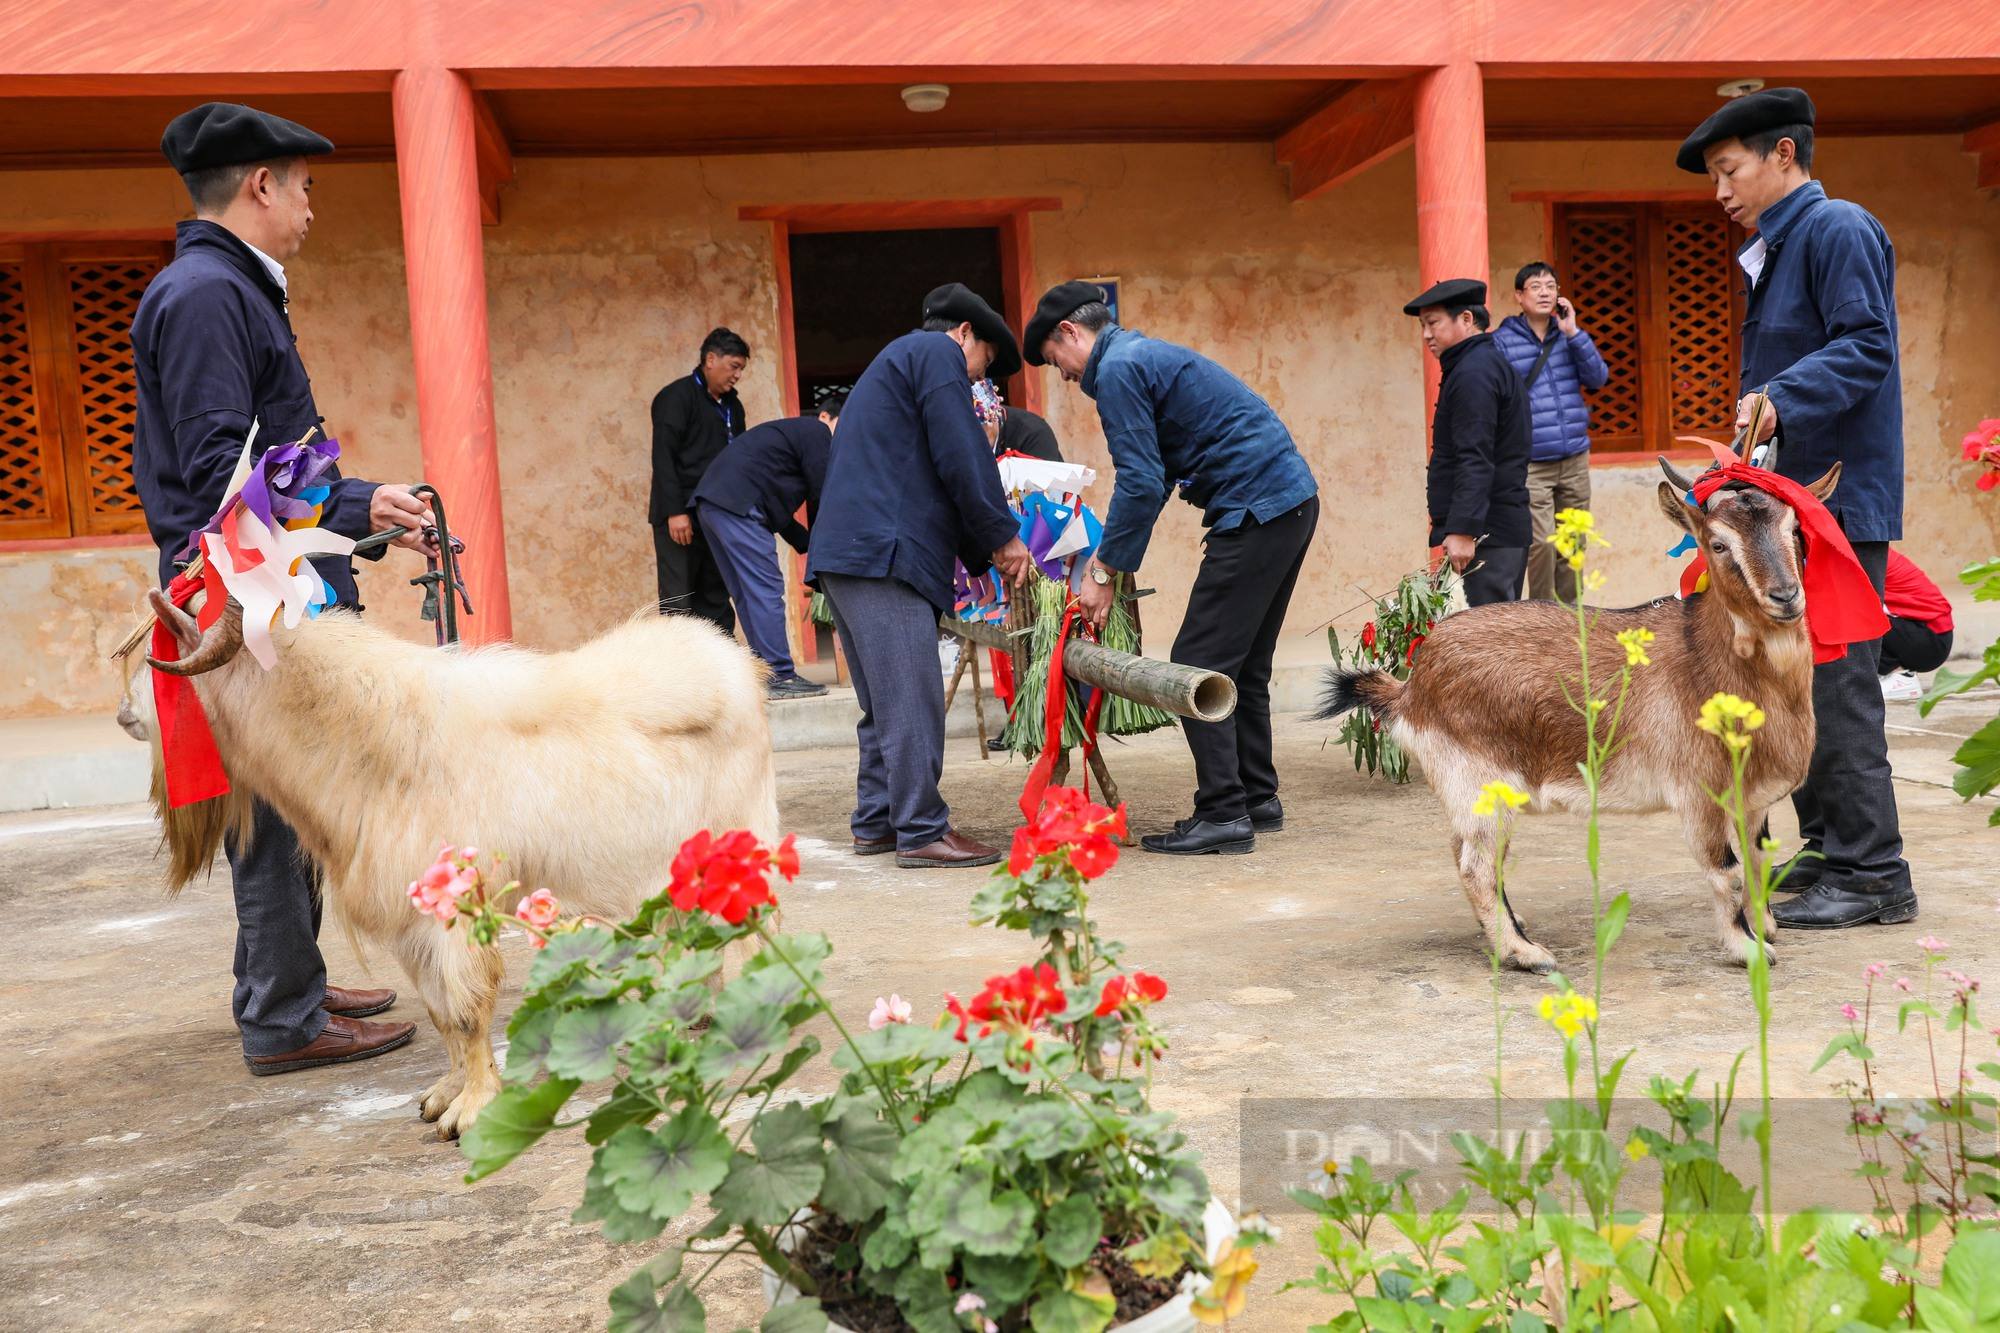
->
[1309,667,1405,725]
[135,657,252,897]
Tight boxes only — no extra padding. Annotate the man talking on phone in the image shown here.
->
[1491,264,1607,603]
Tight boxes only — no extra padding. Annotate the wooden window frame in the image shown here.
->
[0,235,172,543]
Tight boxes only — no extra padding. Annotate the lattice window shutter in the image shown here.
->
[1558,207,1646,453]
[55,248,162,537]
[1660,207,1739,436]
[0,257,71,540]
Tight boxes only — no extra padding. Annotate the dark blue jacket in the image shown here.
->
[692,415,830,553]
[1080,325,1318,571]
[130,220,380,601]
[1428,332,1532,549]
[1489,315,1608,461]
[807,331,1017,613]
[1738,181,1902,542]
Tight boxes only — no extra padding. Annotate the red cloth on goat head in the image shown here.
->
[1675,455,1888,664]
[150,568,232,808]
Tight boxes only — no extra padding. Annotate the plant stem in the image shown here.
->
[754,925,906,1134]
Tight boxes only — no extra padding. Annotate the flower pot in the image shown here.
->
[762,1198,1238,1333]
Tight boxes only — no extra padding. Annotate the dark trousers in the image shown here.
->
[226,798,328,1057]
[1879,617,1952,675]
[1792,540,1910,894]
[697,500,796,679]
[1174,497,1319,823]
[819,572,952,850]
[653,518,735,633]
[1462,545,1528,607]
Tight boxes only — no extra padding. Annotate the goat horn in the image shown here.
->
[1658,456,1697,494]
[146,597,245,678]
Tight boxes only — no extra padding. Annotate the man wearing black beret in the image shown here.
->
[132,103,434,1075]
[808,284,1033,868]
[1028,281,1320,856]
[1403,278,1532,607]
[1679,88,1915,930]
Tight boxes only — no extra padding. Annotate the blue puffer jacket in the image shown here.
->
[1490,315,1609,462]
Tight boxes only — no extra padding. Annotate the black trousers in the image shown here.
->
[1173,497,1319,822]
[1879,617,1952,675]
[226,798,328,1056]
[653,518,735,633]
[1792,540,1910,894]
[1462,544,1528,607]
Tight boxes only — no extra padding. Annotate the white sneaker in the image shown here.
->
[1880,669,1923,702]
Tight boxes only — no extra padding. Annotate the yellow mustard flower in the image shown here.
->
[1698,692,1767,752]
[1551,507,1611,571]
[1471,780,1531,818]
[1616,627,1655,667]
[1537,989,1598,1040]
[1625,1135,1650,1161]
[1583,568,1607,590]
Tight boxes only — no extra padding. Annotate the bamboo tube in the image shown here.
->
[938,615,1236,723]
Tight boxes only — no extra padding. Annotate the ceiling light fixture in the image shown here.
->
[901,83,950,113]
[1716,77,1765,99]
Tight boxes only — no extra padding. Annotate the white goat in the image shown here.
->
[144,591,778,1138]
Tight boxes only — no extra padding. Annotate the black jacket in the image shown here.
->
[1427,332,1532,549]
[130,220,382,601]
[649,370,745,523]
[998,407,1063,462]
[691,415,831,553]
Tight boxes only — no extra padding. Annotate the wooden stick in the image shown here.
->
[943,637,970,712]
[969,649,989,760]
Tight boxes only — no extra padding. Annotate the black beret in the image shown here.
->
[1022,280,1109,366]
[922,283,1022,380]
[1402,278,1487,316]
[1676,87,1815,173]
[160,103,335,175]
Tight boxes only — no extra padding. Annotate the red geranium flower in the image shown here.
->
[667,829,798,924]
[966,963,1065,1033]
[1406,634,1426,666]
[1009,786,1128,880]
[1095,971,1169,1017]
[1360,621,1378,652]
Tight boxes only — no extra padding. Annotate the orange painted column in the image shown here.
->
[392,63,511,642]
[1412,59,1491,423]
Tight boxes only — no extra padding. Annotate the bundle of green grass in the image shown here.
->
[997,572,1176,758]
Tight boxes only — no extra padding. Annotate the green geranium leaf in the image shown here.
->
[1031,1285,1117,1333]
[1940,1227,2000,1322]
[832,1021,961,1073]
[1041,1193,1102,1269]
[996,1099,1097,1162]
[624,1029,688,1088]
[710,1101,828,1226]
[574,1168,669,1244]
[760,1297,827,1333]
[547,1000,656,1082]
[602,1105,733,1220]
[892,1263,960,1333]
[820,1102,899,1222]
[748,931,833,978]
[608,1275,706,1333]
[502,999,559,1083]
[965,1250,1041,1305]
[745,1037,822,1099]
[932,1169,1035,1259]
[459,1076,579,1181]
[1950,717,2000,803]
[727,960,808,1014]
[1138,1158,1209,1229]
[528,925,618,988]
[585,1084,660,1146]
[696,988,791,1083]
[862,1211,914,1269]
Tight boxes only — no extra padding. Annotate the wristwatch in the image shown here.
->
[1089,563,1112,586]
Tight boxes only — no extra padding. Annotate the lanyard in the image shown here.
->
[694,370,737,435]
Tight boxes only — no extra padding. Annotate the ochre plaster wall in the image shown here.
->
[3,136,1997,719]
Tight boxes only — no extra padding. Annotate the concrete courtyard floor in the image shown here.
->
[3,695,1997,1331]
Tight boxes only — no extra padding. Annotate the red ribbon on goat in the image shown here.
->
[1676,451,1888,664]
[1017,598,1105,820]
[150,568,232,809]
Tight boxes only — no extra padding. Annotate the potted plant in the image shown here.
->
[441,789,1272,1332]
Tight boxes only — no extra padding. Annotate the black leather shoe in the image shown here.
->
[1770,846,1823,894]
[986,736,1010,753]
[1140,817,1255,856]
[1247,797,1284,833]
[1771,882,1918,930]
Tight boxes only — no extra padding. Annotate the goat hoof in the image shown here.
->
[419,1080,461,1122]
[1508,948,1559,975]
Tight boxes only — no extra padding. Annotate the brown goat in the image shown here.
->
[143,591,778,1137]
[1314,462,1841,972]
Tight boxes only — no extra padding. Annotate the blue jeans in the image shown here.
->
[695,500,796,679]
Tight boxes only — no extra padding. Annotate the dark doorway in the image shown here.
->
[787,226,1005,410]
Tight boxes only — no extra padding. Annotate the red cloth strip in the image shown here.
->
[1017,598,1105,821]
[150,570,231,808]
[1677,459,1888,664]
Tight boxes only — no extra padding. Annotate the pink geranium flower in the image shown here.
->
[868,994,913,1031]
[514,888,560,941]
[1841,1002,1860,1022]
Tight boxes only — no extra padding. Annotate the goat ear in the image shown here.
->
[1656,480,1700,534]
[1805,461,1841,501]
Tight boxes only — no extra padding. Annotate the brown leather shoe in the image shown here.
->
[853,835,896,856]
[322,983,397,1018]
[896,830,1003,869]
[246,1012,416,1076]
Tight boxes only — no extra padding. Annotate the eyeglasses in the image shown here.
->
[1521,281,1560,295]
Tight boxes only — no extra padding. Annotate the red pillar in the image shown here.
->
[392,63,511,642]
[1412,59,1490,420]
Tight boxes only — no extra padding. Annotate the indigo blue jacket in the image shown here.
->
[807,331,1018,613]
[1080,325,1318,572]
[692,415,830,553]
[1489,315,1608,461]
[130,221,381,602]
[1739,181,1902,542]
